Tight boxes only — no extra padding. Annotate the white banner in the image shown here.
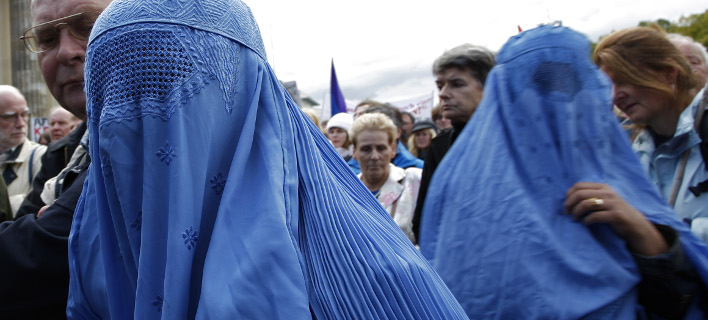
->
[389,92,434,121]
[31,117,49,142]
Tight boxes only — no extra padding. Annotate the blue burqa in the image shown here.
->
[419,25,708,318]
[66,0,468,318]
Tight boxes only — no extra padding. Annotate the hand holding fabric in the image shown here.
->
[565,182,668,256]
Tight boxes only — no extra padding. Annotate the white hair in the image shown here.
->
[667,33,708,67]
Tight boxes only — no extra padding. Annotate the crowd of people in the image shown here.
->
[0,90,79,220]
[0,0,707,318]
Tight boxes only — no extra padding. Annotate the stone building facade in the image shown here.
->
[1,0,57,121]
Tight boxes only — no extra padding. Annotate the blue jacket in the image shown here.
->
[634,88,708,242]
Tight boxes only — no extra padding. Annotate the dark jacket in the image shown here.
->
[15,122,86,218]
[412,124,464,243]
[0,177,11,223]
[0,165,88,319]
[0,122,89,318]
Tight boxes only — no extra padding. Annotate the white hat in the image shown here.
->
[326,113,353,132]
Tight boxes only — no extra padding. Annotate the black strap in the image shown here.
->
[698,101,708,171]
[689,88,708,196]
[28,146,38,185]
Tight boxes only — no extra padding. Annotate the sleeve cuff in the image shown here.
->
[633,224,686,276]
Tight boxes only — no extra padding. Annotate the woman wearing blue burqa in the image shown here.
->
[66,0,468,318]
[419,25,708,319]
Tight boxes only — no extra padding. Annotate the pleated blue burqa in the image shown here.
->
[66,0,468,318]
[419,25,708,318]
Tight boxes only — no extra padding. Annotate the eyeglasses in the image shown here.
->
[20,11,100,53]
[0,110,30,123]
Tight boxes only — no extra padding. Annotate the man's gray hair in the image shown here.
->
[433,44,496,85]
[667,33,708,66]
[0,85,25,98]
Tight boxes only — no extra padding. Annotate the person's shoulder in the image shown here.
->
[46,136,71,152]
[430,128,453,148]
[389,163,406,180]
[403,166,422,181]
[394,144,424,169]
[28,139,46,150]
[428,128,454,156]
[433,128,454,141]
[47,122,86,152]
[19,139,47,158]
[30,141,47,158]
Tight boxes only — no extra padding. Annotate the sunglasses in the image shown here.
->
[20,11,100,53]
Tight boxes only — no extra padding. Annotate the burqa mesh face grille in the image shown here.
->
[88,27,195,123]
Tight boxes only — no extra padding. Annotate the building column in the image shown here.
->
[10,0,56,118]
[0,0,12,85]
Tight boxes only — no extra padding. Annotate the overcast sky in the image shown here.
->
[246,1,707,106]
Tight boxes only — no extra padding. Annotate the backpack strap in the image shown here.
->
[28,146,39,185]
[694,89,708,135]
[687,88,708,197]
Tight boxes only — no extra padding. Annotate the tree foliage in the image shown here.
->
[592,9,708,52]
[638,9,708,48]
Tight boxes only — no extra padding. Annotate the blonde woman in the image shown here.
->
[351,113,422,242]
[407,120,437,160]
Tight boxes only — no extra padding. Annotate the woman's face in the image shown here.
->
[435,116,451,130]
[354,129,395,185]
[414,130,432,150]
[327,127,348,148]
[600,66,674,127]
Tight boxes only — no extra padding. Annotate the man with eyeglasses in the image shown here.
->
[0,0,111,317]
[0,85,46,216]
[16,1,109,220]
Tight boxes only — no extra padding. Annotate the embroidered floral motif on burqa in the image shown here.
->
[419,25,708,318]
[66,0,468,319]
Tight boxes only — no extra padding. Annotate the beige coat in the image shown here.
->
[1,139,46,215]
[359,164,422,243]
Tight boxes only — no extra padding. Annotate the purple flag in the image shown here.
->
[330,60,347,115]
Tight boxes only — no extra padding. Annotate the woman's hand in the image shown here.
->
[564,182,668,256]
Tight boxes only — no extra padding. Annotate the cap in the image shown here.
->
[411,120,438,134]
[326,112,354,132]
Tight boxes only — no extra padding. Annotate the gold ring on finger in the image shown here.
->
[587,197,604,208]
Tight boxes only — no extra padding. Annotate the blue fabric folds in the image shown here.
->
[419,25,708,318]
[67,0,467,319]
